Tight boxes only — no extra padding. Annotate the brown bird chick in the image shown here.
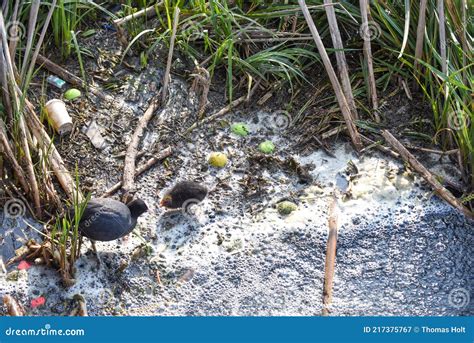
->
[160,181,208,209]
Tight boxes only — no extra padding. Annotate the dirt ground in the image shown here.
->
[0,25,472,316]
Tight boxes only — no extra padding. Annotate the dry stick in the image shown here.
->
[413,0,428,75]
[0,27,41,217]
[0,119,30,193]
[35,54,113,102]
[322,194,338,316]
[20,0,40,80]
[185,81,260,134]
[103,146,172,197]
[437,0,447,76]
[324,0,358,120]
[360,134,400,158]
[381,130,474,220]
[113,1,163,26]
[359,0,379,115]
[162,7,180,104]
[23,98,82,202]
[3,295,25,316]
[7,0,21,61]
[460,0,469,86]
[298,0,362,151]
[23,0,57,88]
[121,98,162,201]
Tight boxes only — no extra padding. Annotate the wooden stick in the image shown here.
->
[185,81,260,134]
[121,98,163,201]
[382,130,474,220]
[113,1,163,26]
[413,0,428,74]
[322,194,338,315]
[162,7,180,104]
[0,24,41,216]
[104,146,172,197]
[324,0,358,120]
[359,0,379,115]
[298,0,362,151]
[3,295,25,316]
[0,119,30,193]
[437,0,447,75]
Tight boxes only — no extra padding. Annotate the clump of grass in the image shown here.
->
[50,168,90,287]
[124,1,324,99]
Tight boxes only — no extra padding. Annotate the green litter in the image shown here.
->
[64,88,81,100]
[231,122,250,136]
[259,140,275,154]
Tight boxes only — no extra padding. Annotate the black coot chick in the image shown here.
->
[160,181,208,209]
[77,198,148,241]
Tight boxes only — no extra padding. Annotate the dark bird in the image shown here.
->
[75,198,148,241]
[160,181,208,209]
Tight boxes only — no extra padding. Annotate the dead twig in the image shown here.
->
[3,295,25,316]
[324,0,358,120]
[162,7,180,104]
[359,0,379,115]
[121,99,163,201]
[105,146,172,197]
[190,64,211,118]
[414,0,428,74]
[298,0,362,151]
[113,1,162,26]
[382,130,474,220]
[322,194,339,315]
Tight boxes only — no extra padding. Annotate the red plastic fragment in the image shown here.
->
[31,296,46,308]
[17,260,31,270]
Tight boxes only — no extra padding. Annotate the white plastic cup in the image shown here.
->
[45,99,73,135]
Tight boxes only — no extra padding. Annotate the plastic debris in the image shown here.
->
[45,99,73,135]
[83,120,107,150]
[31,296,46,308]
[47,75,66,90]
[17,260,31,270]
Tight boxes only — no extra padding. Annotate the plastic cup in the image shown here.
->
[45,99,73,135]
